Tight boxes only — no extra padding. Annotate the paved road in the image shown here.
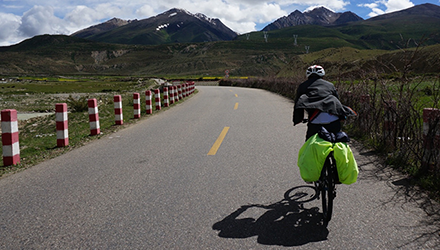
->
[1,86,439,249]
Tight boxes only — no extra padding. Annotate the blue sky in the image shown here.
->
[0,0,439,46]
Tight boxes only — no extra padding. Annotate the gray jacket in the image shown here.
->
[293,77,356,125]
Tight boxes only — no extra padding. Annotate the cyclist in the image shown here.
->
[293,65,356,140]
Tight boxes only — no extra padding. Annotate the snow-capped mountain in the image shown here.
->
[72,8,238,45]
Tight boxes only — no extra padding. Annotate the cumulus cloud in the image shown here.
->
[360,0,414,18]
[19,6,68,37]
[0,13,21,45]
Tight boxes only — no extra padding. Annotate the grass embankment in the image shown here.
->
[0,76,195,177]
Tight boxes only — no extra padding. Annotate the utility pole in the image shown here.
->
[263,31,268,43]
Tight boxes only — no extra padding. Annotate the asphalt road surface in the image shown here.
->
[1,86,439,249]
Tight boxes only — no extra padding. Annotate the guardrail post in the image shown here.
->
[163,87,169,107]
[1,109,20,166]
[133,93,141,119]
[182,84,187,98]
[145,90,152,114]
[422,108,440,174]
[55,103,69,147]
[154,89,161,110]
[170,87,175,105]
[88,99,100,135]
[114,95,123,125]
[178,85,183,100]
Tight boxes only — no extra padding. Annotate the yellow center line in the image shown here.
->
[207,127,230,156]
[234,103,239,110]
[235,94,238,97]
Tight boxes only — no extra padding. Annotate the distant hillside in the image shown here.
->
[263,7,363,31]
[72,8,237,45]
[368,3,440,21]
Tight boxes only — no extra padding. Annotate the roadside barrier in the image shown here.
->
[178,85,183,100]
[170,87,175,105]
[55,103,69,147]
[133,93,141,119]
[154,89,161,110]
[182,83,188,97]
[422,108,440,172]
[114,95,123,125]
[146,90,152,114]
[163,87,169,107]
[1,84,197,167]
[88,98,100,135]
[1,109,20,166]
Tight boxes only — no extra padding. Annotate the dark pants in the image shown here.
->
[306,120,342,141]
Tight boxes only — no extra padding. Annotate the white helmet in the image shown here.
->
[306,65,325,78]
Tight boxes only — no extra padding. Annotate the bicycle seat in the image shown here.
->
[318,127,350,143]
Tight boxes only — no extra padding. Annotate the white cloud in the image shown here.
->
[19,6,68,37]
[0,12,21,46]
[383,0,414,12]
[360,0,414,18]
[136,5,155,18]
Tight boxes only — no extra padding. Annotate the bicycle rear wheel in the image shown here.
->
[320,156,334,227]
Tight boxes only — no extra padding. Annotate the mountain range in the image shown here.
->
[262,7,363,31]
[71,4,440,46]
[1,3,440,77]
[72,8,238,45]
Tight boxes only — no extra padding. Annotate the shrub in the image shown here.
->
[66,95,89,113]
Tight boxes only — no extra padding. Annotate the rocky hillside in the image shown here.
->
[262,7,363,31]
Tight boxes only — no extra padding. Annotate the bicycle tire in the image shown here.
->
[320,155,334,227]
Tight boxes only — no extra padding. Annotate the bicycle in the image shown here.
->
[314,151,339,227]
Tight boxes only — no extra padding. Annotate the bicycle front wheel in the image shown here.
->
[320,158,334,227]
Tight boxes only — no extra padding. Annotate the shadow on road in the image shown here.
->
[212,185,329,246]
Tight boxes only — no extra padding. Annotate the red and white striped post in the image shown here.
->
[178,85,183,100]
[154,89,161,110]
[170,87,175,105]
[189,81,194,95]
[114,95,123,125]
[174,86,179,102]
[133,93,141,119]
[88,99,100,135]
[145,90,152,114]
[1,109,20,166]
[55,103,69,147]
[422,108,440,173]
[184,83,188,97]
[163,87,169,107]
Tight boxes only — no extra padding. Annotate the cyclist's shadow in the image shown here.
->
[212,185,329,246]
